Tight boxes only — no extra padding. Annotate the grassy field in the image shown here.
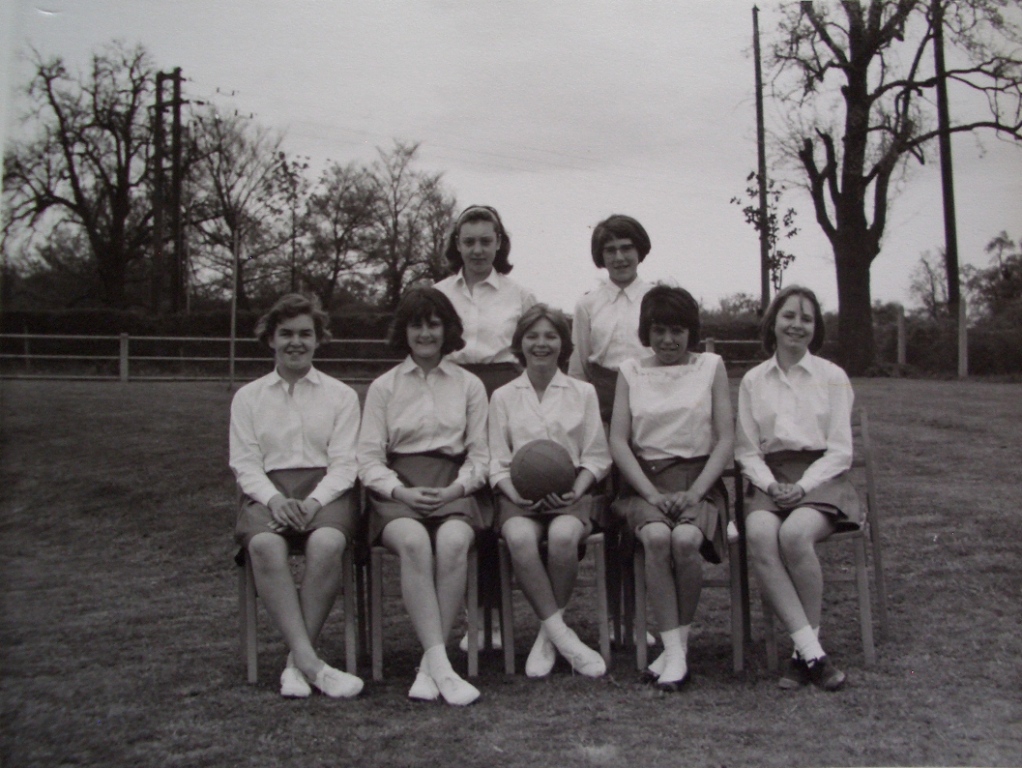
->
[1,377,1020,767]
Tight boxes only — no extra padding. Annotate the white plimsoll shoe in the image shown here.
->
[310,663,364,698]
[525,630,556,678]
[432,670,480,706]
[552,628,606,678]
[408,669,440,701]
[280,653,312,698]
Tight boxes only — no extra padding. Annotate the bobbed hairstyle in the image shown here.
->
[590,214,651,268]
[637,284,701,349]
[443,204,514,275]
[255,293,332,347]
[387,286,466,357]
[510,303,574,368]
[761,284,826,355]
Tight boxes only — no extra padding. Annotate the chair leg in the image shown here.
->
[343,548,358,675]
[592,536,611,664]
[355,555,369,664]
[634,543,647,672]
[371,548,384,681]
[871,528,889,643]
[854,539,876,666]
[498,540,516,674]
[620,541,636,653]
[762,592,779,672]
[604,529,622,646]
[466,547,479,677]
[727,542,745,673]
[241,555,258,684]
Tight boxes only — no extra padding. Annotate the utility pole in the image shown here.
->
[151,72,167,313]
[170,68,186,312]
[753,5,771,314]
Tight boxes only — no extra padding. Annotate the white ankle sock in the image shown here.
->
[791,625,825,662]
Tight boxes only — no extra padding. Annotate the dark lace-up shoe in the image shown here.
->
[806,655,846,691]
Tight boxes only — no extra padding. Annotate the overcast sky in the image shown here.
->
[3,0,1020,314]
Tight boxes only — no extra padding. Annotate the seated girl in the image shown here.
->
[357,287,489,706]
[230,293,363,699]
[489,304,612,678]
[609,285,734,689]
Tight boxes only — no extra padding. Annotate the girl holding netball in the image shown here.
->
[608,285,734,689]
[230,293,364,699]
[568,214,654,423]
[489,305,612,678]
[736,285,861,692]
[357,287,489,706]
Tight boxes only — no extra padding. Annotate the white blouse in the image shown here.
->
[488,370,612,487]
[229,366,360,506]
[357,357,489,498]
[620,352,723,461]
[568,278,651,379]
[434,270,537,365]
[735,352,855,494]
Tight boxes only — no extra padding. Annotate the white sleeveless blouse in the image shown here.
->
[620,352,723,461]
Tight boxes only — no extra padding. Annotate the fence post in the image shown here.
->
[958,298,968,379]
[896,304,906,368]
[119,333,130,382]
[705,338,715,354]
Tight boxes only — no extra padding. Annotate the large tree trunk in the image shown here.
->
[833,237,876,376]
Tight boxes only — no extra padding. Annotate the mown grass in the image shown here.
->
[1,378,1021,767]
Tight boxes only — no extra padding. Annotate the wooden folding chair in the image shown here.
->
[619,468,748,674]
[237,544,359,684]
[762,408,889,668]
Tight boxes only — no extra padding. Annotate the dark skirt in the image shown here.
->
[458,362,521,398]
[234,467,358,549]
[745,450,862,532]
[611,456,728,564]
[496,491,603,532]
[367,452,484,544]
[588,363,618,424]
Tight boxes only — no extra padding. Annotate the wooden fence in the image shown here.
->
[0,333,765,383]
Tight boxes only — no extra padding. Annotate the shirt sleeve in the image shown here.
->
[735,372,777,493]
[487,390,515,487]
[577,384,612,482]
[307,385,360,506]
[455,375,489,494]
[797,365,855,493]
[228,388,280,506]
[568,298,592,381]
[356,378,403,498]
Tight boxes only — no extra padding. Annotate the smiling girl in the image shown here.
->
[608,285,734,689]
[488,305,612,678]
[736,285,861,692]
[230,293,364,699]
[357,287,489,705]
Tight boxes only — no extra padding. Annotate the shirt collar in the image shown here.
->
[269,365,321,387]
[603,277,647,302]
[398,355,456,377]
[455,269,501,291]
[765,351,815,376]
[512,368,570,388]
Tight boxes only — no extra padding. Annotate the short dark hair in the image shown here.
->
[255,293,332,347]
[443,204,514,275]
[637,284,701,349]
[761,284,826,355]
[510,304,573,367]
[590,214,651,268]
[388,287,466,356]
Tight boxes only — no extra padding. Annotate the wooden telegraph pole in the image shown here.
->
[753,6,771,314]
[932,0,967,376]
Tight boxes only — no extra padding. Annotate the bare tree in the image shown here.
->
[2,42,156,308]
[304,160,378,309]
[768,1,1022,373]
[909,249,950,319]
[367,141,457,309]
[188,107,286,310]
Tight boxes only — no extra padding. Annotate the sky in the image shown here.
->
[2,0,1020,315]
